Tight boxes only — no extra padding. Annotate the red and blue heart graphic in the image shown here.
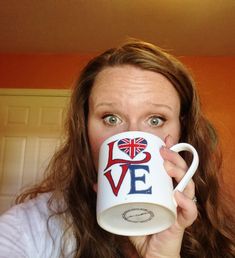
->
[117,137,147,159]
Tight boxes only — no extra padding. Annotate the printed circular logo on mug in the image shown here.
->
[96,131,199,236]
[122,208,154,223]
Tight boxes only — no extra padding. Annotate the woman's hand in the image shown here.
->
[129,135,198,258]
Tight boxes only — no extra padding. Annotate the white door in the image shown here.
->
[0,89,70,213]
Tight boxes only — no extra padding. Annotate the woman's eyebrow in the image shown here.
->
[150,103,173,111]
[94,102,119,109]
[94,102,173,111]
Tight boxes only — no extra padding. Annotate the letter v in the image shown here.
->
[104,164,129,196]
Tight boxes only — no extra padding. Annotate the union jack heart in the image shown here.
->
[117,137,148,159]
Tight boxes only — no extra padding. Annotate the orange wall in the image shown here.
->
[0,53,95,89]
[0,54,234,197]
[181,57,235,197]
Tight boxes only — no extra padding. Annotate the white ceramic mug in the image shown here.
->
[96,131,199,236]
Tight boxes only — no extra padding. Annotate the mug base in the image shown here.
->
[97,202,176,236]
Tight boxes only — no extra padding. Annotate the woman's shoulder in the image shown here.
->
[1,192,52,222]
[0,192,69,258]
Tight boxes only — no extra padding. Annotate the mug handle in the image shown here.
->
[170,143,199,192]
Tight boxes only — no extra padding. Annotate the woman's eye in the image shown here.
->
[103,115,122,126]
[148,116,165,127]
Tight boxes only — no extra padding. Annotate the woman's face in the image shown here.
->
[88,65,181,169]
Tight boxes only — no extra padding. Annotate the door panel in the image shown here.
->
[0,90,69,213]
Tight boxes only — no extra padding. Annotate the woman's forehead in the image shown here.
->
[89,65,180,112]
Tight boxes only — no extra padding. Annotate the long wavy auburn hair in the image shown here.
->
[16,40,235,257]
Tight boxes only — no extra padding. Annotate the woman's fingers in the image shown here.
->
[160,146,188,171]
[160,152,195,196]
[161,135,195,198]
[174,190,198,228]
[164,134,175,148]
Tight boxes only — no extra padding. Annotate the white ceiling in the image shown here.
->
[0,0,235,55]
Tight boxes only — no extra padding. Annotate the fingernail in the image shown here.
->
[172,192,178,207]
[164,135,170,142]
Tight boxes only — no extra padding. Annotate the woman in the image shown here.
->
[0,40,234,258]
